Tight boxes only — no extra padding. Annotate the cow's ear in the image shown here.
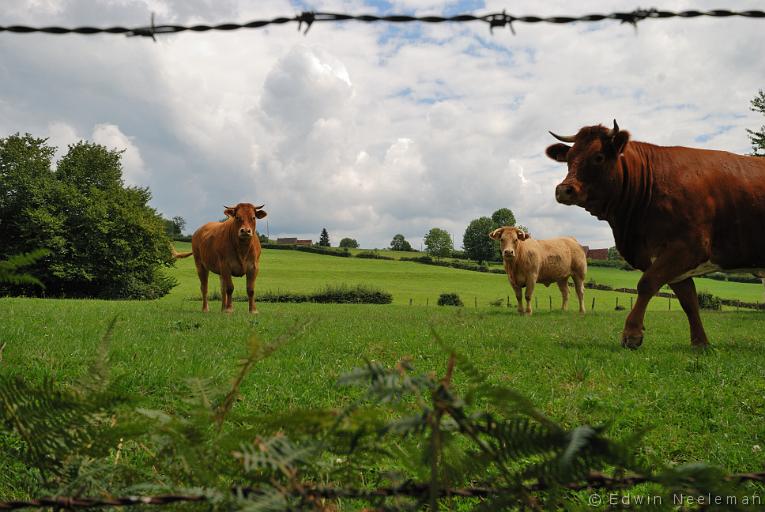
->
[612,130,630,155]
[518,230,530,241]
[546,143,570,162]
[224,207,236,218]
[256,209,267,219]
[488,228,504,240]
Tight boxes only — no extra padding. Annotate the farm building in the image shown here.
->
[276,237,313,246]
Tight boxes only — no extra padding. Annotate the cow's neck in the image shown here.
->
[606,142,654,264]
[505,241,531,277]
[228,224,253,263]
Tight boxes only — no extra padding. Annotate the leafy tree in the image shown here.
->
[319,228,330,247]
[424,228,453,258]
[339,238,359,249]
[607,246,621,260]
[0,134,175,299]
[748,89,765,156]
[463,217,496,264]
[163,216,186,239]
[491,207,516,228]
[390,234,412,252]
[258,232,269,244]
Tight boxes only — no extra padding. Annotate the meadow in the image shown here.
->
[2,246,765,501]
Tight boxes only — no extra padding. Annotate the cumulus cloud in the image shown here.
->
[1,0,763,250]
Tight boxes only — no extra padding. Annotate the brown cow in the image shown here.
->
[489,227,587,315]
[546,120,765,348]
[178,203,267,313]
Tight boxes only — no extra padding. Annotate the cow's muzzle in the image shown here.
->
[503,249,515,259]
[239,228,254,239]
[555,183,580,205]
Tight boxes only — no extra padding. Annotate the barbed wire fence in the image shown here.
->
[0,8,763,39]
[2,5,764,510]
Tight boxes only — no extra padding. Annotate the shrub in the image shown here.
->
[208,284,392,304]
[437,292,463,306]
[0,135,175,299]
[356,251,394,260]
[697,291,722,310]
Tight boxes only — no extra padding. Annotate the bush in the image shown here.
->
[0,135,175,299]
[209,284,392,304]
[260,244,350,257]
[437,292,463,307]
[697,291,722,310]
[356,251,394,260]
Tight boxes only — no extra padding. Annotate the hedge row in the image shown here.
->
[400,255,506,274]
[203,284,392,304]
[355,251,395,260]
[261,243,351,257]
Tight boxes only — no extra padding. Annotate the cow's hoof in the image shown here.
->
[621,334,643,349]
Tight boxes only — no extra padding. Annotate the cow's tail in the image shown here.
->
[172,247,193,259]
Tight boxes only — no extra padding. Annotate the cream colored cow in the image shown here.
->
[489,227,587,315]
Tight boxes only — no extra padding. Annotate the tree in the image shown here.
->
[164,216,186,239]
[319,228,330,247]
[607,246,621,260]
[339,238,359,249]
[748,89,765,156]
[424,228,452,258]
[491,208,516,228]
[390,234,412,252]
[258,233,269,244]
[0,134,175,299]
[463,217,496,264]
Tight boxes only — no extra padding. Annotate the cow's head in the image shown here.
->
[546,120,630,212]
[224,203,267,240]
[489,226,530,261]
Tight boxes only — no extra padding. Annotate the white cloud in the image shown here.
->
[91,123,148,187]
[1,0,764,250]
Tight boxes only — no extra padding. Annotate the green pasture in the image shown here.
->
[3,246,765,500]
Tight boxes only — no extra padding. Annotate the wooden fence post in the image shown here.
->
[409,298,412,306]
[591,297,595,311]
[549,296,552,310]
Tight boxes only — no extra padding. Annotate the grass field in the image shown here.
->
[3,246,765,500]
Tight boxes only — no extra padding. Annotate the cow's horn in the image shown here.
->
[549,131,576,143]
[224,205,235,209]
[607,119,620,137]
[255,204,265,209]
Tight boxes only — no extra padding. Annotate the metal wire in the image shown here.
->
[0,9,763,38]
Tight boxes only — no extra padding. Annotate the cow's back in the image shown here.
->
[535,237,586,284]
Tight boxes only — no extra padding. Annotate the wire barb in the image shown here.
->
[0,8,763,37]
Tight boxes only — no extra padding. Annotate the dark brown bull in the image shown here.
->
[546,120,765,349]
[175,203,267,313]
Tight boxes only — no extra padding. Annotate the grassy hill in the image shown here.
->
[2,245,765,499]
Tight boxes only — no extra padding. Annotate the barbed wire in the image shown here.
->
[4,470,765,509]
[0,8,763,38]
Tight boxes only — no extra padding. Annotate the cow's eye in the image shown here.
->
[592,152,605,165]
[251,216,256,221]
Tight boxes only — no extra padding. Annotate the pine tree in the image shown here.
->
[748,89,765,156]
[319,228,330,247]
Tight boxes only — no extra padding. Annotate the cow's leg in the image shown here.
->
[572,273,586,313]
[524,278,536,315]
[246,265,258,314]
[197,266,209,313]
[557,279,569,311]
[220,270,234,312]
[669,278,709,348]
[511,283,524,315]
[622,249,705,349]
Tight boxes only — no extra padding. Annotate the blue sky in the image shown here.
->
[1,0,763,249]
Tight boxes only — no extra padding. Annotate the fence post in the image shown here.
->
[426,298,429,307]
[668,296,671,311]
[549,296,552,311]
[616,297,619,309]
[507,295,510,308]
[409,298,412,306]
[591,297,595,311]
[630,296,633,309]
[535,296,538,310]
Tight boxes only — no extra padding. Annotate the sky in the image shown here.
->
[1,0,763,250]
